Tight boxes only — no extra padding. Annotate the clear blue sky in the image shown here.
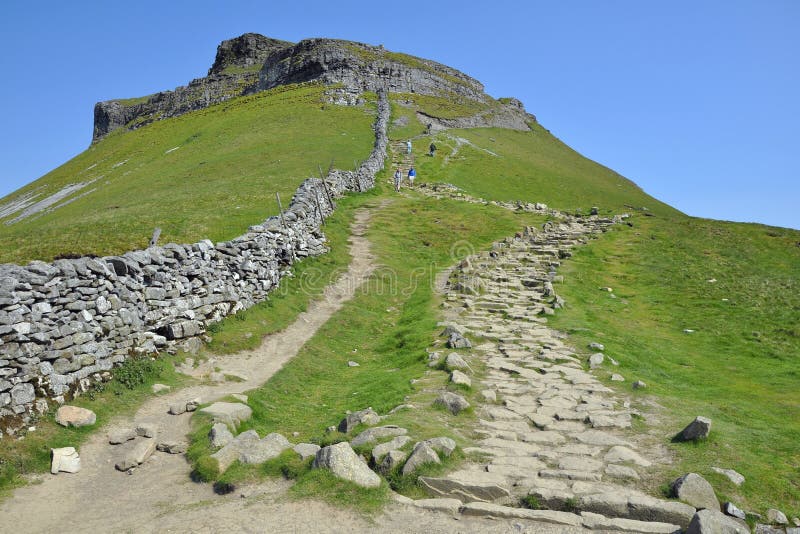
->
[1,0,798,229]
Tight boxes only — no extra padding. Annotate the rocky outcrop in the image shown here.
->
[93,33,525,141]
[93,34,293,141]
[257,38,486,101]
[0,92,389,434]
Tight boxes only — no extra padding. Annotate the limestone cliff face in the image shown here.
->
[93,33,522,142]
[92,34,293,141]
[257,39,487,101]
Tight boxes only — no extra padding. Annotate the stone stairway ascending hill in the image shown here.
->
[389,140,415,187]
[415,218,701,532]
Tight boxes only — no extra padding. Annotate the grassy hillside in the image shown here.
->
[387,101,800,514]
[551,215,800,514]
[1,82,795,517]
[0,83,375,264]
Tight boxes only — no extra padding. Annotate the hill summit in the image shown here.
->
[93,33,529,141]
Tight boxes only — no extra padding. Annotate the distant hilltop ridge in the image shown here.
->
[93,33,530,141]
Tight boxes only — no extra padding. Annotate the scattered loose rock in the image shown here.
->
[446,332,471,349]
[423,437,457,457]
[686,509,748,534]
[313,441,381,488]
[610,373,625,382]
[588,342,605,351]
[450,370,471,387]
[711,467,745,486]
[337,407,380,433]
[108,428,137,445]
[212,431,291,472]
[632,380,647,389]
[292,443,321,460]
[135,423,157,439]
[434,391,470,415]
[402,442,441,475]
[198,402,252,427]
[766,509,788,525]
[379,449,407,474]
[723,502,746,520]
[115,438,156,471]
[51,447,81,474]
[55,406,96,428]
[209,422,235,448]
[677,416,712,441]
[588,353,604,369]
[347,360,360,367]
[671,473,720,511]
[351,425,407,447]
[445,352,469,370]
[372,436,411,461]
[156,441,187,454]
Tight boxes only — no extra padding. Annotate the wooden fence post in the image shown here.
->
[276,192,287,228]
[149,227,161,247]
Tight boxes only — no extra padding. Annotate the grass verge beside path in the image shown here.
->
[0,354,187,497]
[188,182,547,510]
[550,214,800,517]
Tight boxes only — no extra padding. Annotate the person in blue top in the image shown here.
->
[406,139,412,154]
[407,166,416,187]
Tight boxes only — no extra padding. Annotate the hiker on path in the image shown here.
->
[407,166,416,187]
[406,139,412,154]
[429,142,437,156]
[393,168,402,192]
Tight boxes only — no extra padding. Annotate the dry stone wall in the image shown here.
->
[0,93,389,434]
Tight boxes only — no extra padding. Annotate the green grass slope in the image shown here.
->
[0,83,375,264]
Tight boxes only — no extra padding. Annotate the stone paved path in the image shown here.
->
[412,217,697,532]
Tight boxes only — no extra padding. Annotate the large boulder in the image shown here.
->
[55,406,96,428]
[686,509,749,534]
[313,442,381,488]
[671,473,720,511]
[678,416,712,441]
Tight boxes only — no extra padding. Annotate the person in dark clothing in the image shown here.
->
[429,142,437,156]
